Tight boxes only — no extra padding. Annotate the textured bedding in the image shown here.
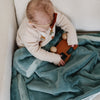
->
[11,28,100,100]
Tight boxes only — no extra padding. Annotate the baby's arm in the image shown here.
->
[22,31,61,65]
[55,9,78,46]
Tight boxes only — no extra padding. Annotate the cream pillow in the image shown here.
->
[14,0,100,31]
[14,0,30,26]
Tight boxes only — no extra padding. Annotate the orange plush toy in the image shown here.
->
[50,33,78,63]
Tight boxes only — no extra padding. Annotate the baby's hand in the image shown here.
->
[58,55,65,66]
[71,44,78,47]
[71,45,74,47]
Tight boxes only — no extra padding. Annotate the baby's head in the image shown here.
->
[26,0,54,32]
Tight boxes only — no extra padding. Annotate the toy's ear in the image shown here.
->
[62,33,67,40]
[50,46,57,53]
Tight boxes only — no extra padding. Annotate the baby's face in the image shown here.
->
[32,11,53,32]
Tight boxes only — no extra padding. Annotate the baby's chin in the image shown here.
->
[37,27,50,32]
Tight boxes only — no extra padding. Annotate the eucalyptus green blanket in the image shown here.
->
[11,29,100,100]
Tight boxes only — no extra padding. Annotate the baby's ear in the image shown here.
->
[28,21,36,28]
[28,20,32,23]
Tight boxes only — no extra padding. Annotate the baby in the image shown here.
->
[16,0,78,66]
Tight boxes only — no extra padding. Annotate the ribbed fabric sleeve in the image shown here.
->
[55,10,78,45]
[16,21,61,65]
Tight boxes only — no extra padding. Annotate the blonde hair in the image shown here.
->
[26,0,54,24]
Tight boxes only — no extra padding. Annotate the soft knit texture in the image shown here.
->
[16,10,78,65]
[12,33,100,100]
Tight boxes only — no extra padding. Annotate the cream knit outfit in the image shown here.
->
[16,10,78,65]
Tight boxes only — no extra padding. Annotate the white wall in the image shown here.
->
[51,0,100,31]
[14,0,100,31]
